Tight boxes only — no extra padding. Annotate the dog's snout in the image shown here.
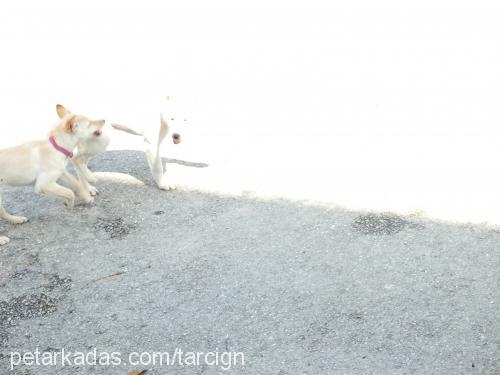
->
[172,133,181,144]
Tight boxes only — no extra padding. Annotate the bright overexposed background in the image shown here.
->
[1,0,500,224]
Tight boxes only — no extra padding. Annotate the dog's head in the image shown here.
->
[161,116,185,145]
[161,97,188,145]
[56,104,105,140]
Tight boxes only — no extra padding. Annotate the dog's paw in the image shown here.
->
[8,215,28,225]
[88,185,99,196]
[0,236,10,246]
[65,197,75,209]
[158,176,176,191]
[158,182,176,191]
[81,195,94,205]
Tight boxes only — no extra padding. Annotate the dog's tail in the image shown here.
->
[110,123,144,137]
[110,122,153,144]
[111,117,169,149]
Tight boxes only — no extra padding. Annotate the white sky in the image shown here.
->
[1,0,500,224]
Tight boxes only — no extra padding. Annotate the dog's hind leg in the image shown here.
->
[0,189,28,225]
[36,176,76,209]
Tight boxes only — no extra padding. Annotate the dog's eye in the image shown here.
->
[170,118,175,121]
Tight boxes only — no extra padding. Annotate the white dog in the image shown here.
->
[0,106,105,245]
[111,113,179,190]
[69,103,183,194]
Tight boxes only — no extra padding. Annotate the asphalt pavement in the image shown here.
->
[1,150,499,374]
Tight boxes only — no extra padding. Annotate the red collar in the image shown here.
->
[49,136,74,158]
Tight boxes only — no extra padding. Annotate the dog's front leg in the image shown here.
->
[59,171,94,204]
[72,156,98,196]
[82,160,97,184]
[146,148,175,191]
[36,179,76,209]
[74,155,97,183]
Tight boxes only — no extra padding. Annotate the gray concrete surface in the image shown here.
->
[0,150,499,374]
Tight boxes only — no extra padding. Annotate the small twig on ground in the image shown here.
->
[88,271,126,284]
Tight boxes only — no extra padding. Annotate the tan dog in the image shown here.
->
[0,105,105,246]
[56,105,111,196]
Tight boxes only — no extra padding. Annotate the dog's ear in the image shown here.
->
[64,115,78,133]
[56,104,71,119]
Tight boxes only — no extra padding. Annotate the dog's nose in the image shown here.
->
[172,133,181,144]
